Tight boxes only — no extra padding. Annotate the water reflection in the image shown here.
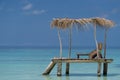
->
[97,76,107,80]
[103,77,107,80]
[42,75,69,80]
[43,75,107,80]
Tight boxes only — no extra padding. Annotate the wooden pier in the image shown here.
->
[47,17,115,76]
[42,58,113,76]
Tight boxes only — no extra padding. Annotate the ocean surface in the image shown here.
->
[0,48,120,80]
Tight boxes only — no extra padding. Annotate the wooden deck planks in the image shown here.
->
[42,58,113,76]
[52,58,113,63]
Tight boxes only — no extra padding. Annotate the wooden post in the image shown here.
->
[104,29,108,58]
[66,27,72,75]
[77,54,79,59]
[94,24,99,58]
[58,30,62,58]
[42,61,56,75]
[66,63,70,75]
[97,63,101,76]
[57,62,62,76]
[103,63,108,76]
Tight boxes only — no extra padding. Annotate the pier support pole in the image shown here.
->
[66,63,70,75]
[57,62,62,76]
[66,27,72,75]
[103,63,108,76]
[97,63,101,76]
[42,61,56,75]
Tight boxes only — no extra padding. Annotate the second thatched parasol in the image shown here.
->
[91,17,115,58]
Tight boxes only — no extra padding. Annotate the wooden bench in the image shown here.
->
[76,53,89,59]
[76,51,102,59]
[77,43,103,59]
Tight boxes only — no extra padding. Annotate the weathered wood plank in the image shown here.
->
[57,62,62,76]
[97,63,101,76]
[66,63,70,75]
[42,61,56,75]
[77,54,89,59]
[52,58,113,63]
[103,63,108,76]
[43,58,113,76]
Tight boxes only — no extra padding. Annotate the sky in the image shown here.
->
[0,0,120,48]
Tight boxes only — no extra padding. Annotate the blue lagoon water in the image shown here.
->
[0,48,120,80]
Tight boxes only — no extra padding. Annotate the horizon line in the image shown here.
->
[0,46,119,49]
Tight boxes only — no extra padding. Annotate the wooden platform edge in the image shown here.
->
[52,58,113,63]
[42,58,113,76]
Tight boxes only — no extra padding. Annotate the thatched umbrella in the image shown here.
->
[91,17,115,58]
[91,18,115,75]
[51,18,91,58]
[51,18,92,75]
[74,17,114,58]
[51,18,74,58]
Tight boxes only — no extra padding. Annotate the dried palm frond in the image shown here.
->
[51,18,59,28]
[73,18,92,30]
[91,17,115,29]
[51,18,93,30]
[51,18,74,29]
[51,17,115,30]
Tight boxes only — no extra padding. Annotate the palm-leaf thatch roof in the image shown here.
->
[91,17,115,29]
[74,18,92,26]
[51,18,74,29]
[51,17,115,29]
[51,18,92,29]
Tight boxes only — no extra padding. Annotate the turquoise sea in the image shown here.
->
[0,48,120,80]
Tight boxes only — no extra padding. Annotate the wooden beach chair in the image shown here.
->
[77,43,103,59]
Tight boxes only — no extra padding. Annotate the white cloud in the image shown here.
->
[23,9,46,15]
[22,1,46,15]
[23,3,32,10]
[32,10,46,15]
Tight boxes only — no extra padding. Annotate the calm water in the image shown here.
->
[0,48,120,80]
